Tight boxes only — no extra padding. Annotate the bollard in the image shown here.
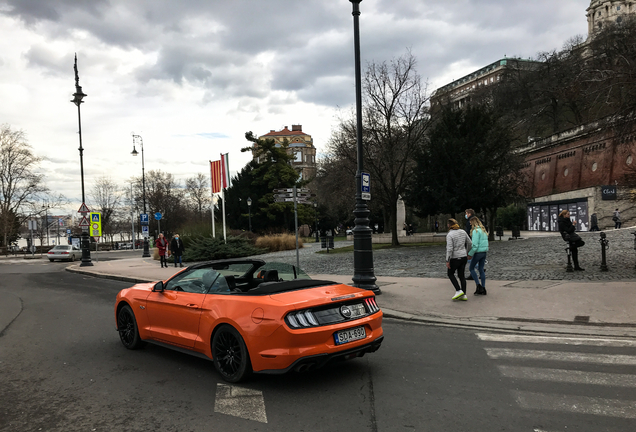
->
[565,246,573,272]
[599,231,609,272]
[633,231,636,270]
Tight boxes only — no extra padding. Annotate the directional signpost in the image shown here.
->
[361,172,371,200]
[154,212,162,235]
[77,202,92,266]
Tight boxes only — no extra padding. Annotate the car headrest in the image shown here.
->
[262,270,279,282]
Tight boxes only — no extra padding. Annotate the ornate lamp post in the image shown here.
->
[314,201,319,243]
[71,54,92,266]
[131,134,151,258]
[349,0,379,294]
[247,197,252,232]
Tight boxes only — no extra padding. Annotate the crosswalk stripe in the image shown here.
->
[513,390,636,419]
[214,383,267,423]
[477,333,636,348]
[485,348,636,365]
[498,365,636,387]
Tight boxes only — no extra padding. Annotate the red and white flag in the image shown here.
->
[210,160,222,193]
[220,153,230,189]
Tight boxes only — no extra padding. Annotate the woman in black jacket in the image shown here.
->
[558,210,584,271]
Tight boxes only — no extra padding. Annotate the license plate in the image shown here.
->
[334,326,366,345]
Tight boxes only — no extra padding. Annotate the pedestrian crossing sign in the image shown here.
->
[90,212,102,237]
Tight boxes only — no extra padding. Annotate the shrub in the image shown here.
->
[180,235,266,262]
[255,234,304,252]
[496,204,526,229]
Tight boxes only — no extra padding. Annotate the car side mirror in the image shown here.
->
[153,281,164,292]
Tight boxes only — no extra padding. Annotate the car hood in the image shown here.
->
[268,283,372,307]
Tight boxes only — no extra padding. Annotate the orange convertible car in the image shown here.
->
[115,259,383,382]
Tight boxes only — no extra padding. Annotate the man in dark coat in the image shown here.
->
[170,234,185,268]
[464,209,475,234]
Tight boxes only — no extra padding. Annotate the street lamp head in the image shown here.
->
[313,202,318,208]
[247,197,252,207]
[71,86,87,106]
[131,146,138,156]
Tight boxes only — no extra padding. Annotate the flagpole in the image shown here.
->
[210,160,216,238]
[221,190,227,244]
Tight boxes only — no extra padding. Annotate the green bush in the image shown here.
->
[179,235,266,262]
[496,204,526,229]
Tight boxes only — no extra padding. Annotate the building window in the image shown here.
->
[592,162,598,172]
[294,151,302,162]
[541,172,546,180]
[564,168,569,177]
[627,155,633,165]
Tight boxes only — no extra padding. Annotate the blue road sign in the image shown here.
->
[154,212,162,220]
[66,229,71,234]
[91,213,100,222]
[140,213,149,225]
[361,172,370,193]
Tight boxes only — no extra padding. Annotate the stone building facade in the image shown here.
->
[519,118,635,231]
[255,125,317,180]
[587,0,636,36]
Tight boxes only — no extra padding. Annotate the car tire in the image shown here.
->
[212,325,252,383]
[71,254,75,262]
[117,304,145,350]
[49,259,54,262]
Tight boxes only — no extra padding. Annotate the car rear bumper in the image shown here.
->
[248,312,383,373]
[257,335,384,374]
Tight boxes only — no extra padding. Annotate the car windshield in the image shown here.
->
[164,268,230,294]
[53,246,70,251]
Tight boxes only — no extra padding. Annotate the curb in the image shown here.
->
[381,308,636,338]
[65,267,636,338]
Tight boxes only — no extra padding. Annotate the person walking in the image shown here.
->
[464,209,475,234]
[558,210,584,271]
[155,233,169,268]
[613,209,621,229]
[446,218,473,301]
[467,217,489,295]
[434,220,439,233]
[170,233,185,268]
[590,213,599,232]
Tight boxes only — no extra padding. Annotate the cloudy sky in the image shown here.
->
[0,0,590,214]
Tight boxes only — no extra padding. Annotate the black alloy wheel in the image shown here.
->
[117,304,145,350]
[212,325,252,383]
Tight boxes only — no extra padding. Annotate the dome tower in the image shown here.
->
[587,1,635,38]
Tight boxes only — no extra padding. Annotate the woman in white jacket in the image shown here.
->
[446,218,473,301]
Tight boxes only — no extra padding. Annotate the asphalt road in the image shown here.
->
[1,260,635,431]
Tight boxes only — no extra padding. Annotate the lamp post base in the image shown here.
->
[79,230,93,267]
[352,199,381,294]
[142,238,150,258]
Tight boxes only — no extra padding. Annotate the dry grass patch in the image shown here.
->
[255,234,304,252]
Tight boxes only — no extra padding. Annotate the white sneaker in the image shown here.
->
[460,294,468,301]
[452,291,465,300]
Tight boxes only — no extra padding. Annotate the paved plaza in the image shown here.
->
[253,228,636,282]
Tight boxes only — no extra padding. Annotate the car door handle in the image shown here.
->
[186,304,199,309]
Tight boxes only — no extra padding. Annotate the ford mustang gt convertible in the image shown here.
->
[115,259,383,382]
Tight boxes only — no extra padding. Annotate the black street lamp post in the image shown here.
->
[131,134,151,258]
[71,54,92,266]
[314,202,319,243]
[349,0,380,294]
[247,197,252,232]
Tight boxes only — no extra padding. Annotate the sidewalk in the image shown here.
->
[60,256,636,338]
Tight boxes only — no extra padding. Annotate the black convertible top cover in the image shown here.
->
[247,279,338,295]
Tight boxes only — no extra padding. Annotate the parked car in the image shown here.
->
[115,259,384,382]
[47,245,81,262]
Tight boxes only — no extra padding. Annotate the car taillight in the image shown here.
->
[47,252,53,254]
[61,252,69,254]
[286,309,319,328]
[364,297,380,313]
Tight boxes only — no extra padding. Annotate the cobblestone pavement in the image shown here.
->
[249,228,636,281]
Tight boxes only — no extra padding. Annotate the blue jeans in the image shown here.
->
[469,252,487,287]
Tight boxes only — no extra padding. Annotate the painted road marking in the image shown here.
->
[498,365,636,387]
[477,333,636,348]
[514,391,636,419]
[214,383,267,423]
[485,348,636,365]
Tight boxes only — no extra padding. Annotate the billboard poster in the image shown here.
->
[540,206,549,231]
[577,201,589,232]
[549,205,559,231]
[568,203,578,231]
[527,206,533,231]
[532,206,541,231]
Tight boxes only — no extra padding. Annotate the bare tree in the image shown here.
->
[325,50,430,245]
[89,176,122,243]
[185,173,210,222]
[0,125,47,246]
